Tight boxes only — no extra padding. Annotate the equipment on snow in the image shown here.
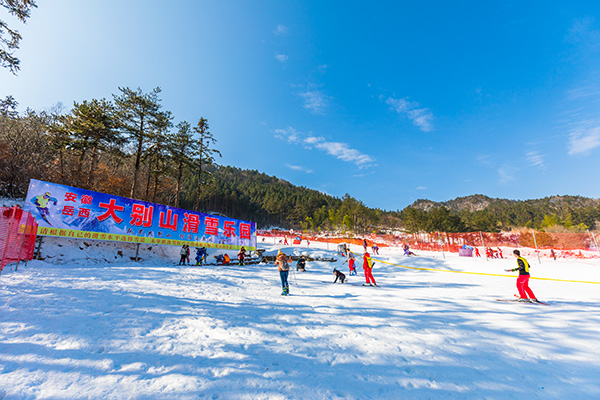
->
[496,298,549,305]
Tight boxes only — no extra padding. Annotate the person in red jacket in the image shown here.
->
[363,252,377,286]
[506,249,537,301]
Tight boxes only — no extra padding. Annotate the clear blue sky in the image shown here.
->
[3,1,600,210]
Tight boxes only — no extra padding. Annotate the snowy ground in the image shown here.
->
[1,238,600,399]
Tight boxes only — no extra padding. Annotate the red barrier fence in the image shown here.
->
[258,229,600,259]
[1,206,38,275]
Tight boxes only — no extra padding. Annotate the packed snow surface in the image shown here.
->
[1,238,600,399]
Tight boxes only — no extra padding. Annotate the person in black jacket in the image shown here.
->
[506,249,537,301]
[296,254,307,271]
[333,268,346,283]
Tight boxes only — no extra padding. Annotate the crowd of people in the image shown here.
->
[177,239,540,301]
[178,245,249,266]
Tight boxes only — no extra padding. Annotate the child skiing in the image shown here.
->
[505,249,538,302]
[342,253,357,275]
[363,252,376,286]
[238,247,246,265]
[296,254,307,271]
[275,249,292,295]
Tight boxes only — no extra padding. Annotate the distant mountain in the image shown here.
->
[411,194,600,214]
[408,194,600,232]
[186,166,600,232]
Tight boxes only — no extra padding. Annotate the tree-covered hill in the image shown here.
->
[408,195,600,232]
[2,93,599,233]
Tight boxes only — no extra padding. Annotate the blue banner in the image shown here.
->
[23,179,257,250]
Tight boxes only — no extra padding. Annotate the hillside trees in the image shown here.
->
[0,98,56,196]
[2,93,600,233]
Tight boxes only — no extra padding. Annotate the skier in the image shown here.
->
[275,249,292,295]
[403,244,415,256]
[342,253,357,275]
[179,245,187,265]
[296,254,307,271]
[238,246,246,265]
[363,239,368,252]
[223,253,230,265]
[362,252,377,286]
[505,249,537,301]
[195,247,208,265]
[372,244,379,255]
[474,247,481,257]
[185,245,191,264]
[333,268,346,283]
[30,191,58,225]
[497,247,503,258]
[550,249,556,260]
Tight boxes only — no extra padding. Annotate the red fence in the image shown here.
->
[258,229,600,259]
[1,206,38,275]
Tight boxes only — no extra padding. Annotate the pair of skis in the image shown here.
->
[496,298,550,305]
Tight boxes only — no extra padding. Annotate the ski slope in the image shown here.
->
[1,238,600,399]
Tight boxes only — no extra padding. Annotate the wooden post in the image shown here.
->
[438,232,445,259]
[479,231,488,261]
[35,236,44,260]
[532,230,541,264]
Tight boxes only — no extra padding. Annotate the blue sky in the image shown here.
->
[2,1,600,210]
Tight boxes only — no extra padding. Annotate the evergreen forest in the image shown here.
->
[1,93,599,234]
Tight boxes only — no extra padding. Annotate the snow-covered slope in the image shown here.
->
[1,238,600,399]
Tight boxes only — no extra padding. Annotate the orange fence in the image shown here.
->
[257,229,600,259]
[1,206,38,275]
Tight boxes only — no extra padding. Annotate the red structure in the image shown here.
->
[1,206,38,275]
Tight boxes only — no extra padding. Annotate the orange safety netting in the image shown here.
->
[257,229,600,259]
[1,206,38,274]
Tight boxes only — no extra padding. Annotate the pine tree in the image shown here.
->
[168,121,197,208]
[193,117,221,211]
[0,0,37,74]
[143,110,172,201]
[59,99,121,188]
[112,87,163,199]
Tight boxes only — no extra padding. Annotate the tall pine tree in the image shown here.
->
[193,117,221,211]
[112,87,163,199]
